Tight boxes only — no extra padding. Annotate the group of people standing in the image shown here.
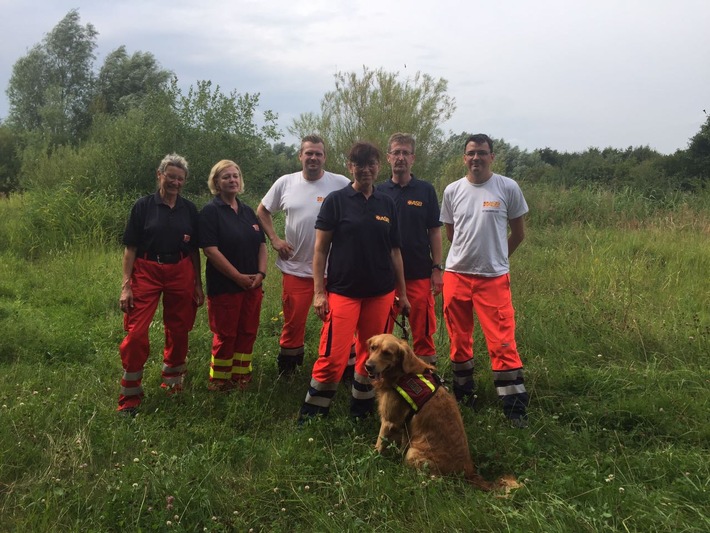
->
[117,132,530,428]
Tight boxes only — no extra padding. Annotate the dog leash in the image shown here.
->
[392,312,410,342]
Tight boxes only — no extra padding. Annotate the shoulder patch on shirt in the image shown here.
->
[375,215,390,223]
[407,200,423,207]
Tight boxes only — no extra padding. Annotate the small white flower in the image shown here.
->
[304,485,310,491]
[281,507,286,512]
[308,437,314,443]
[132,483,139,488]
[166,521,172,527]
[619,487,625,493]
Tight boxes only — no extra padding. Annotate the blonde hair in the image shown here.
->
[207,160,244,195]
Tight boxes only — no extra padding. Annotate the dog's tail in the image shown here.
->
[465,467,522,493]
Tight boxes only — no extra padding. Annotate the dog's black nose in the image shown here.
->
[365,362,374,373]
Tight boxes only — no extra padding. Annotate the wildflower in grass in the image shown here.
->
[273,487,279,492]
[174,515,180,521]
[304,485,310,491]
[132,483,139,488]
[133,458,140,463]
[281,508,286,512]
[605,474,615,482]
[619,487,625,493]
[166,521,172,527]
[308,437,314,443]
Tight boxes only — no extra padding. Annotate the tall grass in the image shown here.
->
[0,184,708,531]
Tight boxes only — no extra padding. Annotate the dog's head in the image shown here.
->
[365,333,433,386]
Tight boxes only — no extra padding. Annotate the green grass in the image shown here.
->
[1,184,709,531]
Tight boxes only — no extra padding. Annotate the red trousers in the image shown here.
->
[277,273,314,365]
[302,290,394,417]
[207,287,263,382]
[387,278,437,363]
[118,257,196,409]
[442,271,522,369]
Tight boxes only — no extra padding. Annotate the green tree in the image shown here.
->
[290,67,455,176]
[0,122,21,194]
[94,46,172,115]
[6,9,97,143]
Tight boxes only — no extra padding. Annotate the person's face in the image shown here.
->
[387,142,415,178]
[157,165,186,196]
[299,141,326,178]
[215,165,242,195]
[348,158,380,189]
[463,141,495,181]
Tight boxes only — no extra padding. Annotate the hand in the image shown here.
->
[313,292,329,321]
[119,285,134,313]
[236,273,256,290]
[431,269,444,296]
[395,295,411,317]
[193,284,205,307]
[271,237,294,261]
[249,272,265,289]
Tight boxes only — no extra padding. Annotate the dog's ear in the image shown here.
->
[400,339,431,374]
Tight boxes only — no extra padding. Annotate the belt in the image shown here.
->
[142,251,187,264]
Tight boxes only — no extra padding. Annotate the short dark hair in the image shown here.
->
[464,134,494,153]
[388,132,415,153]
[300,134,326,154]
[348,142,381,166]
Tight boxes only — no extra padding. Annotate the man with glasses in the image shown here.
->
[257,135,352,377]
[377,133,443,366]
[440,133,530,428]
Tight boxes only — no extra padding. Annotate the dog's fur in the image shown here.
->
[366,333,505,491]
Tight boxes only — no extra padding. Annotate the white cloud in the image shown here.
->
[1,0,708,153]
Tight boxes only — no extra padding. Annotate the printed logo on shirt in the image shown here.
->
[407,200,423,207]
[375,215,391,223]
[317,196,325,202]
[183,234,191,242]
[483,201,501,208]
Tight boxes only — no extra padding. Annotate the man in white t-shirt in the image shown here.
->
[440,133,530,428]
[257,135,352,376]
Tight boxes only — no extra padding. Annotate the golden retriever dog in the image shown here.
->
[366,333,517,491]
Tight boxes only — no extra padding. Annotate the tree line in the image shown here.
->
[1,9,708,198]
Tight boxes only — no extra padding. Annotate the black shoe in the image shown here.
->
[278,361,298,377]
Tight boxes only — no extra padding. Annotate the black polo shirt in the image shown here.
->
[377,175,442,280]
[199,196,266,296]
[316,185,401,298]
[122,192,199,255]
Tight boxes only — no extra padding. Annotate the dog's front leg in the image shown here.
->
[376,420,405,454]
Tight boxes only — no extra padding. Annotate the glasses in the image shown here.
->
[388,150,413,157]
[465,150,491,157]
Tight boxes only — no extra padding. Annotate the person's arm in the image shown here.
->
[256,203,294,260]
[312,229,333,321]
[428,226,444,295]
[203,246,255,290]
[445,223,454,243]
[251,242,268,288]
[190,248,204,306]
[390,248,410,316]
[508,216,525,257]
[119,246,137,313]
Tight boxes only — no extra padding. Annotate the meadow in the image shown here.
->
[0,184,708,532]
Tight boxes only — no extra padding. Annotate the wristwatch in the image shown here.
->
[432,264,444,271]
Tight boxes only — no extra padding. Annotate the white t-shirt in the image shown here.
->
[261,171,351,277]
[440,174,528,276]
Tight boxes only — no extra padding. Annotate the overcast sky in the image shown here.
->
[1,0,708,154]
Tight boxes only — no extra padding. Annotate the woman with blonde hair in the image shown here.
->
[199,160,267,391]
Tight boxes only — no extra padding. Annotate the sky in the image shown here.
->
[1,0,708,154]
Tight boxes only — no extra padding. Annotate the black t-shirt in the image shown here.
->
[377,175,442,280]
[316,185,401,298]
[199,196,265,296]
[122,192,199,255]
